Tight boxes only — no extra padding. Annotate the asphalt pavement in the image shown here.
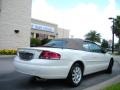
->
[0,56,120,90]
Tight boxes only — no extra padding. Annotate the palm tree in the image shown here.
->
[114,16,120,53]
[85,30,101,42]
[101,39,109,49]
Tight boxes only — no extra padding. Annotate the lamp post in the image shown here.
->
[108,17,115,54]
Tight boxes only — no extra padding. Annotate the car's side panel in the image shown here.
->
[60,49,111,76]
[82,52,111,75]
[14,47,112,79]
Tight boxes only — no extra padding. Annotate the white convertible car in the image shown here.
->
[14,38,114,87]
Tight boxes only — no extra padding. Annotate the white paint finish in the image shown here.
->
[14,47,112,79]
[82,52,110,75]
[14,56,69,79]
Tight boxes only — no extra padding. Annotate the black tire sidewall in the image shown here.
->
[67,63,83,87]
[106,59,114,73]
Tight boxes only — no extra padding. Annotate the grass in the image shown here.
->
[103,82,120,90]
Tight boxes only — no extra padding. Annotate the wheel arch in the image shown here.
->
[110,57,114,61]
[73,61,85,73]
[109,57,114,64]
[66,60,85,86]
[68,60,85,76]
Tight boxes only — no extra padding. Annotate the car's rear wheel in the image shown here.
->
[106,59,114,74]
[67,63,83,87]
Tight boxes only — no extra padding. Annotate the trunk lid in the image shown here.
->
[17,47,62,61]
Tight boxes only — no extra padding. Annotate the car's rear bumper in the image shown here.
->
[14,57,69,79]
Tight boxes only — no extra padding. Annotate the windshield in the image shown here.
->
[43,40,66,48]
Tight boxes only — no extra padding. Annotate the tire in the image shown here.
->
[106,59,114,74]
[67,63,83,87]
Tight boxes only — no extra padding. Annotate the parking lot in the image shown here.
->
[0,56,120,90]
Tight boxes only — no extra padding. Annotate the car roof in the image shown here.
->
[52,38,101,50]
[53,38,84,50]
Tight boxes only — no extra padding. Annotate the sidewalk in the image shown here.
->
[0,55,15,58]
[83,75,120,90]
[113,55,120,65]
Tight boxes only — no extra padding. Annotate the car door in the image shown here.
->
[83,41,108,74]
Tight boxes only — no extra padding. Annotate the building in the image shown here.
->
[31,18,58,39]
[57,28,69,38]
[0,0,32,49]
[0,0,69,49]
[31,18,69,39]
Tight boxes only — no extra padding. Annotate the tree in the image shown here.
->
[115,42,119,50]
[85,30,101,42]
[101,39,109,49]
[114,16,120,53]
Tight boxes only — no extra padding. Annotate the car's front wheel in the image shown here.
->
[67,63,83,87]
[106,59,114,74]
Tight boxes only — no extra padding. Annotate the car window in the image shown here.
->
[89,43,102,53]
[43,40,66,48]
[83,41,102,53]
[83,42,90,51]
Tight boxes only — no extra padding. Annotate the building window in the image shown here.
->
[44,34,48,39]
[49,35,55,39]
[36,33,39,39]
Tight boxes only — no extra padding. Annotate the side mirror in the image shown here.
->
[101,49,107,53]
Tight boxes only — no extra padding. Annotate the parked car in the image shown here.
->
[14,38,114,87]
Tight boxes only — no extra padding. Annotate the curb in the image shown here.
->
[0,55,15,58]
[83,75,120,90]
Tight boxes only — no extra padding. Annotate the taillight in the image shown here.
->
[39,51,61,60]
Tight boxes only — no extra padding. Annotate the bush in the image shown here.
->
[0,49,17,55]
[30,38,51,47]
[30,38,41,47]
[41,38,51,45]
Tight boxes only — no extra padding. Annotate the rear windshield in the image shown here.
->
[43,40,66,48]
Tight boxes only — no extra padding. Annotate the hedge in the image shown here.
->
[0,49,17,55]
[30,38,51,47]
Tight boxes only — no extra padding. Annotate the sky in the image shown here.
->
[32,0,120,42]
